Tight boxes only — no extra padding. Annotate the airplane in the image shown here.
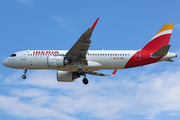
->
[2,18,177,85]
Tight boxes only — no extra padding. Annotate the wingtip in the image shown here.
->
[90,18,99,29]
[111,69,117,76]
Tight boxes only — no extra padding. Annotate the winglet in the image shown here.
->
[111,69,117,76]
[90,18,99,29]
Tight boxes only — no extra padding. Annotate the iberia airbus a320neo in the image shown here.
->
[2,18,177,85]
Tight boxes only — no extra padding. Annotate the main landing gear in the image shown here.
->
[77,68,83,75]
[22,68,27,79]
[82,78,88,85]
[77,68,89,85]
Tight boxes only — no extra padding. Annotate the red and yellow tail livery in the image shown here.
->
[125,24,174,68]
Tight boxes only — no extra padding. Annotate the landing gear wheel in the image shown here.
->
[77,68,83,75]
[22,75,26,79]
[22,68,27,79]
[82,78,88,85]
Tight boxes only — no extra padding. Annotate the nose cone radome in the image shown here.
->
[2,58,8,67]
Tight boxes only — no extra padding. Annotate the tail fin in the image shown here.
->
[141,24,174,53]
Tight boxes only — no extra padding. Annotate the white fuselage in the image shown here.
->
[3,50,135,71]
[3,50,176,72]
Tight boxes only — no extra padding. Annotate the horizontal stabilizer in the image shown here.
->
[151,45,170,57]
[165,59,174,62]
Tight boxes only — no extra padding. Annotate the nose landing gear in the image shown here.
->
[22,75,26,79]
[22,68,27,79]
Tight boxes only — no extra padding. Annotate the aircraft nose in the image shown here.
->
[175,54,177,57]
[2,58,8,67]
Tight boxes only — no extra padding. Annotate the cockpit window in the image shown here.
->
[10,54,16,57]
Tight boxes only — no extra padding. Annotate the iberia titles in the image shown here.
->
[33,51,59,54]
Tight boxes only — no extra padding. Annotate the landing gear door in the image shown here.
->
[21,51,26,60]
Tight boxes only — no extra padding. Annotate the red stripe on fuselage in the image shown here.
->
[124,50,163,68]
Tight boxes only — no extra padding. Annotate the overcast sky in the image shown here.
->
[1,0,180,120]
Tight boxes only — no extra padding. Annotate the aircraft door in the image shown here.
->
[21,51,26,60]
[135,51,141,60]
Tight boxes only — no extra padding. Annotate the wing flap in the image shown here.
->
[86,69,117,76]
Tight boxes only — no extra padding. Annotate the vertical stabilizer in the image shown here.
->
[141,24,174,52]
[125,24,174,69]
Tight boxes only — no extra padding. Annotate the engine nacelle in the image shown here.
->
[57,71,80,82]
[47,56,67,68]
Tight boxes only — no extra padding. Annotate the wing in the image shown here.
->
[65,18,99,65]
[86,69,117,76]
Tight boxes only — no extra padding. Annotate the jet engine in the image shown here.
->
[57,71,80,82]
[47,56,68,68]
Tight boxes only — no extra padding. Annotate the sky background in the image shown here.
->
[1,0,180,120]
